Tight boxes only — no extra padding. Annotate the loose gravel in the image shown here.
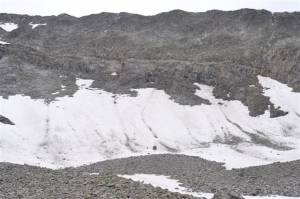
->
[74,154,300,197]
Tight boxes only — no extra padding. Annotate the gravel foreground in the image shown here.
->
[1,154,299,198]
[74,154,300,197]
[0,162,196,199]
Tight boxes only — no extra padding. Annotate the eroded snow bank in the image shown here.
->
[0,77,299,168]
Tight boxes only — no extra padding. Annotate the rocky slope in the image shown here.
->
[75,154,300,196]
[1,155,300,198]
[0,162,196,199]
[0,9,299,115]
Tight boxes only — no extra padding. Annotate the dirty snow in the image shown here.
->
[0,76,299,169]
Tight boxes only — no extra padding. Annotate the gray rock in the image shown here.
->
[75,154,300,197]
[212,190,245,199]
[0,115,14,125]
[1,154,300,198]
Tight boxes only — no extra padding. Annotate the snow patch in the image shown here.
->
[111,72,118,76]
[0,40,10,45]
[120,174,212,198]
[29,22,47,29]
[0,22,18,32]
[120,174,300,199]
[258,75,300,114]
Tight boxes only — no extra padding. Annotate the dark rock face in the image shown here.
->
[269,104,289,118]
[0,115,14,125]
[0,9,299,117]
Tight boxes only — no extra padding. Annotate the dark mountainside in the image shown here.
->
[0,9,299,117]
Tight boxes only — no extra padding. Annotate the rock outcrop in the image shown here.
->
[0,115,14,125]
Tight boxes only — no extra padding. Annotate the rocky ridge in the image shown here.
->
[0,9,299,116]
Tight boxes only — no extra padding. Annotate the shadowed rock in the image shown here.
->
[0,115,14,125]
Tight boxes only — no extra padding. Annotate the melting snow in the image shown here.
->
[258,75,300,114]
[111,72,118,76]
[0,40,10,45]
[120,174,212,198]
[29,22,47,29]
[0,76,299,169]
[0,22,18,32]
[120,174,300,199]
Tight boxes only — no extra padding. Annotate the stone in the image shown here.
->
[0,115,14,125]
[212,190,245,199]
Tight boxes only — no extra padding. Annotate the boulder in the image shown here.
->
[0,115,15,125]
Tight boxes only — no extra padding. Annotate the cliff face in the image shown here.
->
[0,9,299,116]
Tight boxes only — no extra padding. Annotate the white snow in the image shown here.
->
[29,22,47,29]
[111,72,118,76]
[246,196,300,199]
[0,40,10,45]
[0,22,18,32]
[120,174,212,198]
[0,76,299,169]
[258,75,300,115]
[120,174,300,199]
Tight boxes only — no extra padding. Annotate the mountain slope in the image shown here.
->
[0,9,299,168]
